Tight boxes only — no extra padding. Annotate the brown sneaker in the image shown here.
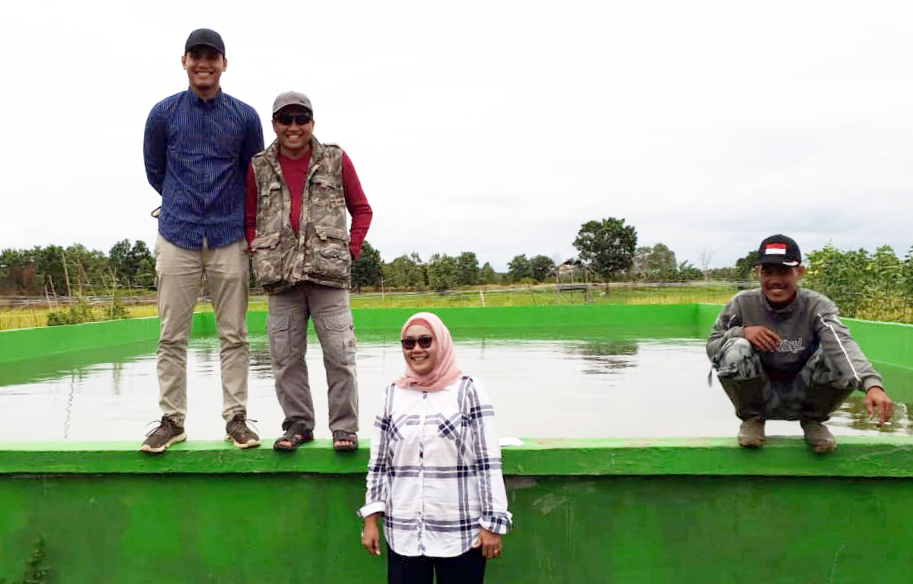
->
[737,417,766,448]
[801,420,836,453]
[141,416,187,454]
[225,414,260,449]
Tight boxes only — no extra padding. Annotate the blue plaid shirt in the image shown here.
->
[143,89,264,250]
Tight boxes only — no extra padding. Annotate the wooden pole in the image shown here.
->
[60,249,72,297]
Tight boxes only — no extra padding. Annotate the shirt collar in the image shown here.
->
[760,289,801,317]
[185,88,223,109]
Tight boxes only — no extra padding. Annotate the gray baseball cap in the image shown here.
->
[272,91,313,115]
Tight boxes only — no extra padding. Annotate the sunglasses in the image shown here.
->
[400,336,433,350]
[274,112,313,125]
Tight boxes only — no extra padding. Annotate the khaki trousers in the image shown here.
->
[154,235,249,425]
[267,282,359,434]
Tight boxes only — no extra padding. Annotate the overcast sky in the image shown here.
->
[2,0,911,271]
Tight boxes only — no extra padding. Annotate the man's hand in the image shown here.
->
[743,326,781,352]
[472,528,503,559]
[361,514,382,557]
[864,386,894,426]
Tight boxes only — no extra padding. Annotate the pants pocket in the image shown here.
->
[267,314,292,364]
[315,312,356,360]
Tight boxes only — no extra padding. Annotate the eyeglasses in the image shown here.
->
[274,112,313,126]
[400,336,433,350]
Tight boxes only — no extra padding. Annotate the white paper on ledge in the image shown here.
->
[499,437,524,447]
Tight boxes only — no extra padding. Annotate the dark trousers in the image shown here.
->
[388,548,486,584]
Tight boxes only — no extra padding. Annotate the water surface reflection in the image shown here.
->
[0,334,907,442]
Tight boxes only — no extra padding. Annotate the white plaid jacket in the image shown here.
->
[359,376,513,557]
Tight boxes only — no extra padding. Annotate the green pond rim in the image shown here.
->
[2,305,913,582]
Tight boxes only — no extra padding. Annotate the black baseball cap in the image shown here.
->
[185,29,225,55]
[753,234,801,267]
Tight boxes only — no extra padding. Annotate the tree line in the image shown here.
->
[4,219,912,324]
[353,217,697,289]
[0,240,154,296]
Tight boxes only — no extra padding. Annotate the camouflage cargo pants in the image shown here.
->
[712,338,858,421]
[267,282,359,434]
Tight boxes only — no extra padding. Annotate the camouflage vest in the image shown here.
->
[249,137,350,291]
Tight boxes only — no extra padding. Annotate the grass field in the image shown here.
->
[0,283,740,331]
[2,282,911,331]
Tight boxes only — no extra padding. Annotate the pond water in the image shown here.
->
[0,333,909,442]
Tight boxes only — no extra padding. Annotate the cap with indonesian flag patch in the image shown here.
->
[753,234,801,267]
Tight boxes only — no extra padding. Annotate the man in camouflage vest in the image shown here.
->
[245,91,373,452]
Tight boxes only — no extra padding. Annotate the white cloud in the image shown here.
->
[1,0,911,270]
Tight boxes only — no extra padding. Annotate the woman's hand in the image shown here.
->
[472,528,503,559]
[361,513,382,556]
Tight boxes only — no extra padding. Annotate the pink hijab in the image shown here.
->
[394,312,463,392]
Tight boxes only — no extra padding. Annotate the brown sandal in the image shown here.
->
[273,427,314,451]
[332,430,358,453]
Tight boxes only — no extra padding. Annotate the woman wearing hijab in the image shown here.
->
[359,312,512,584]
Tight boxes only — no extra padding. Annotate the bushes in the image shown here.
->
[46,296,96,326]
[46,295,132,326]
[804,244,913,323]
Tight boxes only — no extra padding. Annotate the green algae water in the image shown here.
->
[1,329,908,442]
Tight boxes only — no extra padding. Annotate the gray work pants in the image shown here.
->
[154,235,250,426]
[713,338,858,422]
[267,282,359,434]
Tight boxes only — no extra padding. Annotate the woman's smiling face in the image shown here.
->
[402,324,437,376]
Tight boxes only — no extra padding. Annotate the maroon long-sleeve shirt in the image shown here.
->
[244,150,373,260]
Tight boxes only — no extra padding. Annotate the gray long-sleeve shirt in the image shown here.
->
[707,288,883,390]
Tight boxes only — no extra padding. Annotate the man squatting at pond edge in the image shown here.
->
[141,29,264,454]
[245,91,373,452]
[707,234,894,453]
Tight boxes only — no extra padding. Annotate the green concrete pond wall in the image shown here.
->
[2,305,913,582]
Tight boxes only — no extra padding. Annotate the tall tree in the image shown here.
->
[507,254,531,283]
[631,244,677,282]
[109,239,133,285]
[457,252,480,286]
[351,240,383,289]
[64,244,108,292]
[383,253,426,289]
[734,249,758,282]
[107,239,153,288]
[530,255,556,282]
[573,218,637,282]
[33,245,68,296]
[427,253,460,291]
[0,248,36,294]
[129,241,154,287]
[480,262,499,285]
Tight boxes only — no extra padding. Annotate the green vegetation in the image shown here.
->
[347,283,738,310]
[804,243,913,323]
[46,295,97,326]
[0,239,154,296]
[3,220,913,329]
[573,217,638,283]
